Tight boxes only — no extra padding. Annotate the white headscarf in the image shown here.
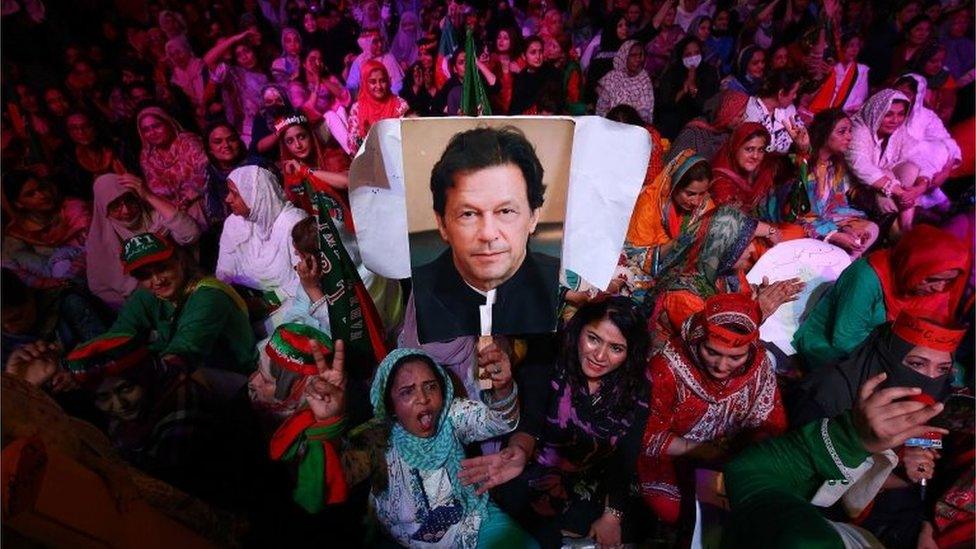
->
[216,166,307,298]
[854,89,911,144]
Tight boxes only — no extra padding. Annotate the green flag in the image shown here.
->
[461,28,492,116]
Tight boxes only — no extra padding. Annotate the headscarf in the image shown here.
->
[854,89,911,143]
[660,206,758,297]
[596,40,655,121]
[710,121,775,209]
[390,12,421,67]
[354,60,404,136]
[626,149,713,248]
[273,28,303,83]
[866,224,970,322]
[687,89,749,132]
[645,25,685,75]
[732,45,763,96]
[86,174,164,307]
[166,37,207,108]
[675,292,770,400]
[899,72,938,142]
[136,106,209,207]
[369,348,487,514]
[260,83,295,127]
[218,165,306,295]
[801,313,963,420]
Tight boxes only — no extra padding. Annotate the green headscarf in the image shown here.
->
[369,348,487,514]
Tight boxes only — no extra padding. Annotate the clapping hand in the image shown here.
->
[305,339,346,420]
[755,276,805,320]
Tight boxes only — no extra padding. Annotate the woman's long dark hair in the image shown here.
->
[559,296,649,418]
[808,108,850,162]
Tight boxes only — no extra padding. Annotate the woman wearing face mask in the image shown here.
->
[794,224,970,371]
[789,312,966,549]
[86,173,201,310]
[638,292,787,525]
[655,36,720,138]
[110,232,256,374]
[270,347,528,545]
[459,297,651,548]
[347,60,409,151]
[595,40,654,122]
[250,84,296,157]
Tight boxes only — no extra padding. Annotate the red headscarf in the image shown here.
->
[867,224,971,322]
[354,60,403,137]
[709,122,775,210]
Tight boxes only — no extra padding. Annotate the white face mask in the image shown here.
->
[683,54,702,68]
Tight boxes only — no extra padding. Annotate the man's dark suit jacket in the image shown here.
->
[412,248,560,343]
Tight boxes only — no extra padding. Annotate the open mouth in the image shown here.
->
[417,410,435,432]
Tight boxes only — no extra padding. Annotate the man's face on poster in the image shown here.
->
[435,163,540,292]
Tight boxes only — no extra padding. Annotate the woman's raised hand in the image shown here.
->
[305,339,346,420]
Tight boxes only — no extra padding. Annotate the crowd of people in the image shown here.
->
[1,0,974,547]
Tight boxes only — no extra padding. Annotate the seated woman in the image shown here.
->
[459,297,651,548]
[270,347,531,547]
[277,113,350,210]
[595,40,654,123]
[845,89,932,234]
[794,224,970,371]
[892,74,961,215]
[790,108,879,258]
[649,206,802,339]
[63,332,233,504]
[789,312,966,548]
[55,110,133,201]
[720,46,765,96]
[249,322,334,424]
[111,232,256,374]
[509,36,561,115]
[666,89,748,165]
[87,173,201,309]
[638,292,787,524]
[347,60,410,152]
[654,36,721,139]
[723,371,947,548]
[2,171,90,290]
[620,150,714,302]
[743,69,805,154]
[710,122,804,214]
[135,105,209,228]
[217,165,307,306]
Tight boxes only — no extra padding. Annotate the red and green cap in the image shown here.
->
[65,332,151,385]
[120,232,174,274]
[265,323,334,376]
